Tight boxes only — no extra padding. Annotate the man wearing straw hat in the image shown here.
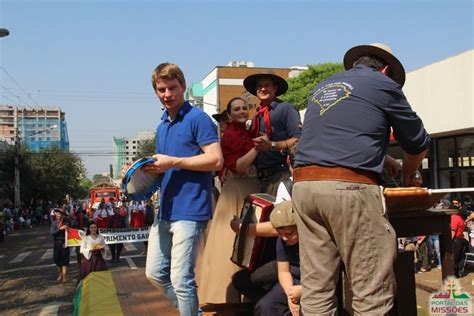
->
[292,43,430,314]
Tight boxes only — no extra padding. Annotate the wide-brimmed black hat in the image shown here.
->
[343,43,406,87]
[211,109,229,123]
[243,72,288,96]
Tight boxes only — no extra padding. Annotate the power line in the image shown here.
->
[21,88,153,96]
[1,85,30,105]
[0,93,21,106]
[0,67,39,106]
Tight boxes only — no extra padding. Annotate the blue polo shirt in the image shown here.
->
[156,101,218,221]
[295,65,430,174]
[255,100,302,170]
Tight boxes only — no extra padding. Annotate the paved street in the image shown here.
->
[2,224,474,315]
[0,224,147,315]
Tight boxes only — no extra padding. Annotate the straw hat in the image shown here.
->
[243,72,288,96]
[270,201,296,229]
[343,43,406,87]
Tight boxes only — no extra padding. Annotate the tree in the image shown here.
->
[133,136,156,160]
[92,174,111,185]
[281,63,344,110]
[0,145,16,205]
[23,146,88,204]
[77,177,93,199]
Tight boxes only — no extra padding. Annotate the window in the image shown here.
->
[457,136,474,168]
[437,138,455,168]
[436,135,474,202]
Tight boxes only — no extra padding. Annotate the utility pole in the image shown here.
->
[13,124,58,211]
[14,126,20,210]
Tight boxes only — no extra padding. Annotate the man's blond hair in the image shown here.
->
[151,63,186,92]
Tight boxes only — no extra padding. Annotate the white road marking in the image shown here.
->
[20,301,72,316]
[41,249,53,260]
[9,251,32,264]
[38,304,60,316]
[125,257,137,269]
[124,243,137,251]
[1,263,56,274]
[7,230,47,237]
[0,254,146,274]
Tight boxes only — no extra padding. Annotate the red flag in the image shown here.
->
[65,227,85,247]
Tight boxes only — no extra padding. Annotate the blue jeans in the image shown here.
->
[145,219,208,316]
[428,234,441,266]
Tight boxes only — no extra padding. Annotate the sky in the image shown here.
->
[1,0,473,177]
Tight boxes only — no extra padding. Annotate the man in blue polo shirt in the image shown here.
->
[143,62,223,316]
[293,43,430,315]
[243,72,301,195]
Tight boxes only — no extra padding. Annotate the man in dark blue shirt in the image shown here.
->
[244,72,301,195]
[293,43,430,315]
[143,63,223,316]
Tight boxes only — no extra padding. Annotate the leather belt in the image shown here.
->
[257,166,288,180]
[293,165,378,185]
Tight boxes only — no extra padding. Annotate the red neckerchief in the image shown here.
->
[250,103,272,138]
[79,215,83,228]
[113,215,119,228]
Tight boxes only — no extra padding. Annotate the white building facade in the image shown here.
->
[388,50,473,201]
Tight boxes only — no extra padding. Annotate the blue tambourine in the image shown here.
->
[121,158,162,201]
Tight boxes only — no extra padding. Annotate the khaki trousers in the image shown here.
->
[293,181,397,316]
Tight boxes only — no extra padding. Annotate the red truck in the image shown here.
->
[88,182,121,215]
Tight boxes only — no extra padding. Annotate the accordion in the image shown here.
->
[231,193,276,271]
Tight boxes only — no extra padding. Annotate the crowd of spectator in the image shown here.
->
[399,197,473,277]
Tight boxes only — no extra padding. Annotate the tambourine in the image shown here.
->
[121,158,162,201]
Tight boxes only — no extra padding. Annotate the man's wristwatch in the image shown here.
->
[270,141,276,151]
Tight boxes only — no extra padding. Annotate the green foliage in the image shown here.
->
[77,177,93,199]
[0,145,15,204]
[281,63,344,110]
[23,146,87,204]
[0,145,90,205]
[133,136,156,160]
[92,174,111,185]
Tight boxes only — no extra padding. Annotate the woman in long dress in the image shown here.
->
[50,209,70,282]
[198,97,260,304]
[78,222,108,283]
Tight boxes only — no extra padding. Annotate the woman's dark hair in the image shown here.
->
[86,222,98,236]
[226,97,246,113]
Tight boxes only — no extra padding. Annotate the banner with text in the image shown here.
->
[99,227,151,245]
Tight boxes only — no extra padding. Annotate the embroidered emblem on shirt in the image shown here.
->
[311,82,352,116]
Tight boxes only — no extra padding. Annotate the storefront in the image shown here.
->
[389,50,473,204]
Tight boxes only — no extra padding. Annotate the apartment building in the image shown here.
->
[112,130,155,179]
[0,105,69,151]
